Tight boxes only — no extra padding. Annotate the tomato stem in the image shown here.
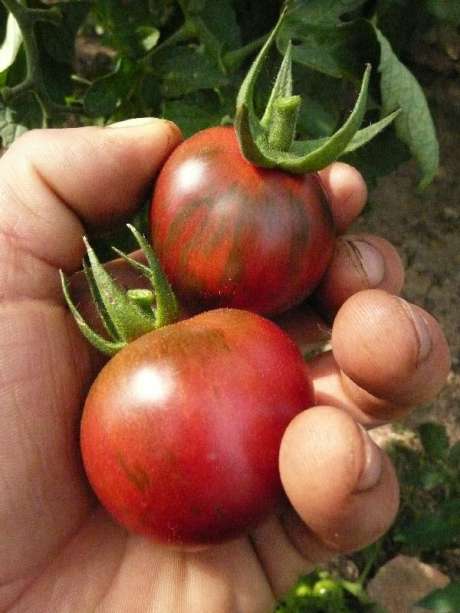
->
[127,289,156,312]
[234,4,399,173]
[60,226,180,355]
[267,95,301,151]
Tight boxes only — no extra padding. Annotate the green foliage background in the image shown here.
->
[1,1,459,611]
[1,0,458,188]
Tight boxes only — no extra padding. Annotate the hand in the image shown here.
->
[0,119,450,612]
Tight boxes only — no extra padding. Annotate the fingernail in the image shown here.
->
[346,239,385,287]
[398,298,433,364]
[107,117,160,129]
[356,425,383,492]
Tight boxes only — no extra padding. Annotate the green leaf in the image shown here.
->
[417,582,460,612]
[94,0,159,57]
[418,422,450,460]
[163,90,230,137]
[192,0,241,64]
[278,18,379,80]
[287,0,368,26]
[153,46,227,98]
[84,58,137,117]
[136,26,160,52]
[38,2,91,64]
[0,13,22,74]
[375,26,439,189]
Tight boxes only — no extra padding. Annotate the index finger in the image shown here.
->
[0,118,181,281]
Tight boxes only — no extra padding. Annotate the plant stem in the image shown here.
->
[0,0,81,118]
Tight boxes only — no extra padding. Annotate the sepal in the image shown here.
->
[60,225,179,356]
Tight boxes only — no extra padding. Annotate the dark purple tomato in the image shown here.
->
[150,126,335,317]
[80,308,314,546]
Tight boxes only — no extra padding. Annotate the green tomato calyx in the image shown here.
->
[234,5,400,173]
[60,224,179,356]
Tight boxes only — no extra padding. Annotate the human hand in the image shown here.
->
[0,119,450,612]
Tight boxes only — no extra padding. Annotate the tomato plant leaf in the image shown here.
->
[84,58,137,117]
[191,0,241,64]
[38,1,91,64]
[153,46,227,98]
[163,91,231,137]
[278,18,379,80]
[375,26,439,189]
[136,26,160,52]
[287,0,368,26]
[416,581,460,612]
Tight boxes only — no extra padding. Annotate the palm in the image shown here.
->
[1,297,291,611]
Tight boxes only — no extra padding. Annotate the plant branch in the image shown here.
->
[0,0,81,119]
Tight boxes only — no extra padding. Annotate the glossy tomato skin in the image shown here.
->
[150,125,335,317]
[81,309,314,546]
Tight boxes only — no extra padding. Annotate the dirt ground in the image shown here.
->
[354,74,460,441]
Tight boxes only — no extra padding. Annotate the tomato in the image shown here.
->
[150,126,335,317]
[80,308,314,546]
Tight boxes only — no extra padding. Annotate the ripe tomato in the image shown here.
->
[81,308,314,546]
[150,126,335,317]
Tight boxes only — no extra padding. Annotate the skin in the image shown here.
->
[0,118,451,612]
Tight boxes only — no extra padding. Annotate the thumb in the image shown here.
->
[0,118,181,274]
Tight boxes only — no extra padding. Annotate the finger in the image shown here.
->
[0,118,181,283]
[311,289,451,423]
[313,234,405,320]
[318,162,368,233]
[277,407,399,567]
